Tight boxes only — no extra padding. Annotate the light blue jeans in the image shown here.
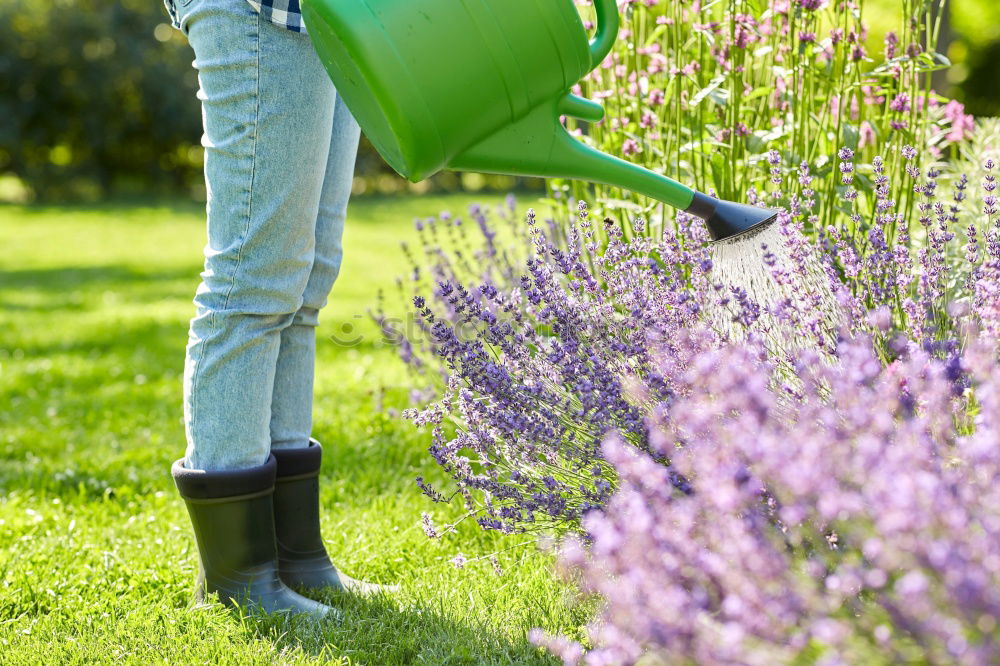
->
[170,0,360,470]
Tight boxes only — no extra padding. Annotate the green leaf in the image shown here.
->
[643,24,667,47]
[709,151,727,192]
[842,123,860,152]
[601,198,647,214]
[690,75,728,108]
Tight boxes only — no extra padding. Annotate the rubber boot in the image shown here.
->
[172,455,335,617]
[272,440,397,595]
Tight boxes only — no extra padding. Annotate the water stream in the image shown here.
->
[707,220,843,353]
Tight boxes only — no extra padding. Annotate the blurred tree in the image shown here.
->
[959,41,1000,118]
[0,0,204,199]
[950,0,1000,117]
[0,0,543,201]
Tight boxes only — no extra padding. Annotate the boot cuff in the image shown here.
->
[271,440,323,479]
[172,455,277,500]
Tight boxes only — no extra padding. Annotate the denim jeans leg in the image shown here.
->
[181,0,337,471]
[270,94,361,451]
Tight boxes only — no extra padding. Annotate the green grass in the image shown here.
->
[0,195,589,664]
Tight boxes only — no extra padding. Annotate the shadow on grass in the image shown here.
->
[0,264,197,294]
[1,264,194,496]
[0,197,205,217]
[0,261,421,499]
[247,589,558,666]
[9,315,188,359]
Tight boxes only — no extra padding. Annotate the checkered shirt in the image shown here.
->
[246,0,307,33]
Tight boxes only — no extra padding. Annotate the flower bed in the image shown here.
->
[377,0,1000,662]
[532,331,1000,664]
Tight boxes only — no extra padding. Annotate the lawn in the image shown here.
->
[0,195,588,665]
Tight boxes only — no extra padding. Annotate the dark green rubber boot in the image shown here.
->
[172,455,335,617]
[272,440,398,595]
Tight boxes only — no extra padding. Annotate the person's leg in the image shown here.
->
[264,97,395,594]
[180,0,337,471]
[269,93,361,451]
[170,0,345,616]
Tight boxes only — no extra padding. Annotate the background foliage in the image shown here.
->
[0,0,997,202]
[0,0,202,199]
[0,0,541,201]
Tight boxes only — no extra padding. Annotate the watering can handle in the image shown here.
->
[589,0,619,68]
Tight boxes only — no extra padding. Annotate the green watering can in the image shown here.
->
[302,0,775,241]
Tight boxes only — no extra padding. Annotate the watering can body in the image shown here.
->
[303,0,777,240]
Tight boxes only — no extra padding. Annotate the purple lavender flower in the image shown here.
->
[889,93,910,112]
[421,512,439,539]
[397,203,714,534]
[537,333,1000,665]
[884,31,899,59]
[392,134,1000,544]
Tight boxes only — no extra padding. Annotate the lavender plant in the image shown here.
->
[557,0,988,352]
[376,0,1000,658]
[401,203,714,535]
[366,0,1000,558]
[533,329,1000,665]
[821,145,1000,352]
[392,130,1000,536]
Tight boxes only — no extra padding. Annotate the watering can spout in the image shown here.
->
[685,192,780,241]
[450,93,776,241]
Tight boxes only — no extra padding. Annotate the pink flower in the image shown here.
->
[646,54,667,75]
[943,100,975,144]
[733,14,757,49]
[622,138,640,156]
[858,121,876,149]
[862,85,884,107]
[947,113,975,144]
[680,61,700,76]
